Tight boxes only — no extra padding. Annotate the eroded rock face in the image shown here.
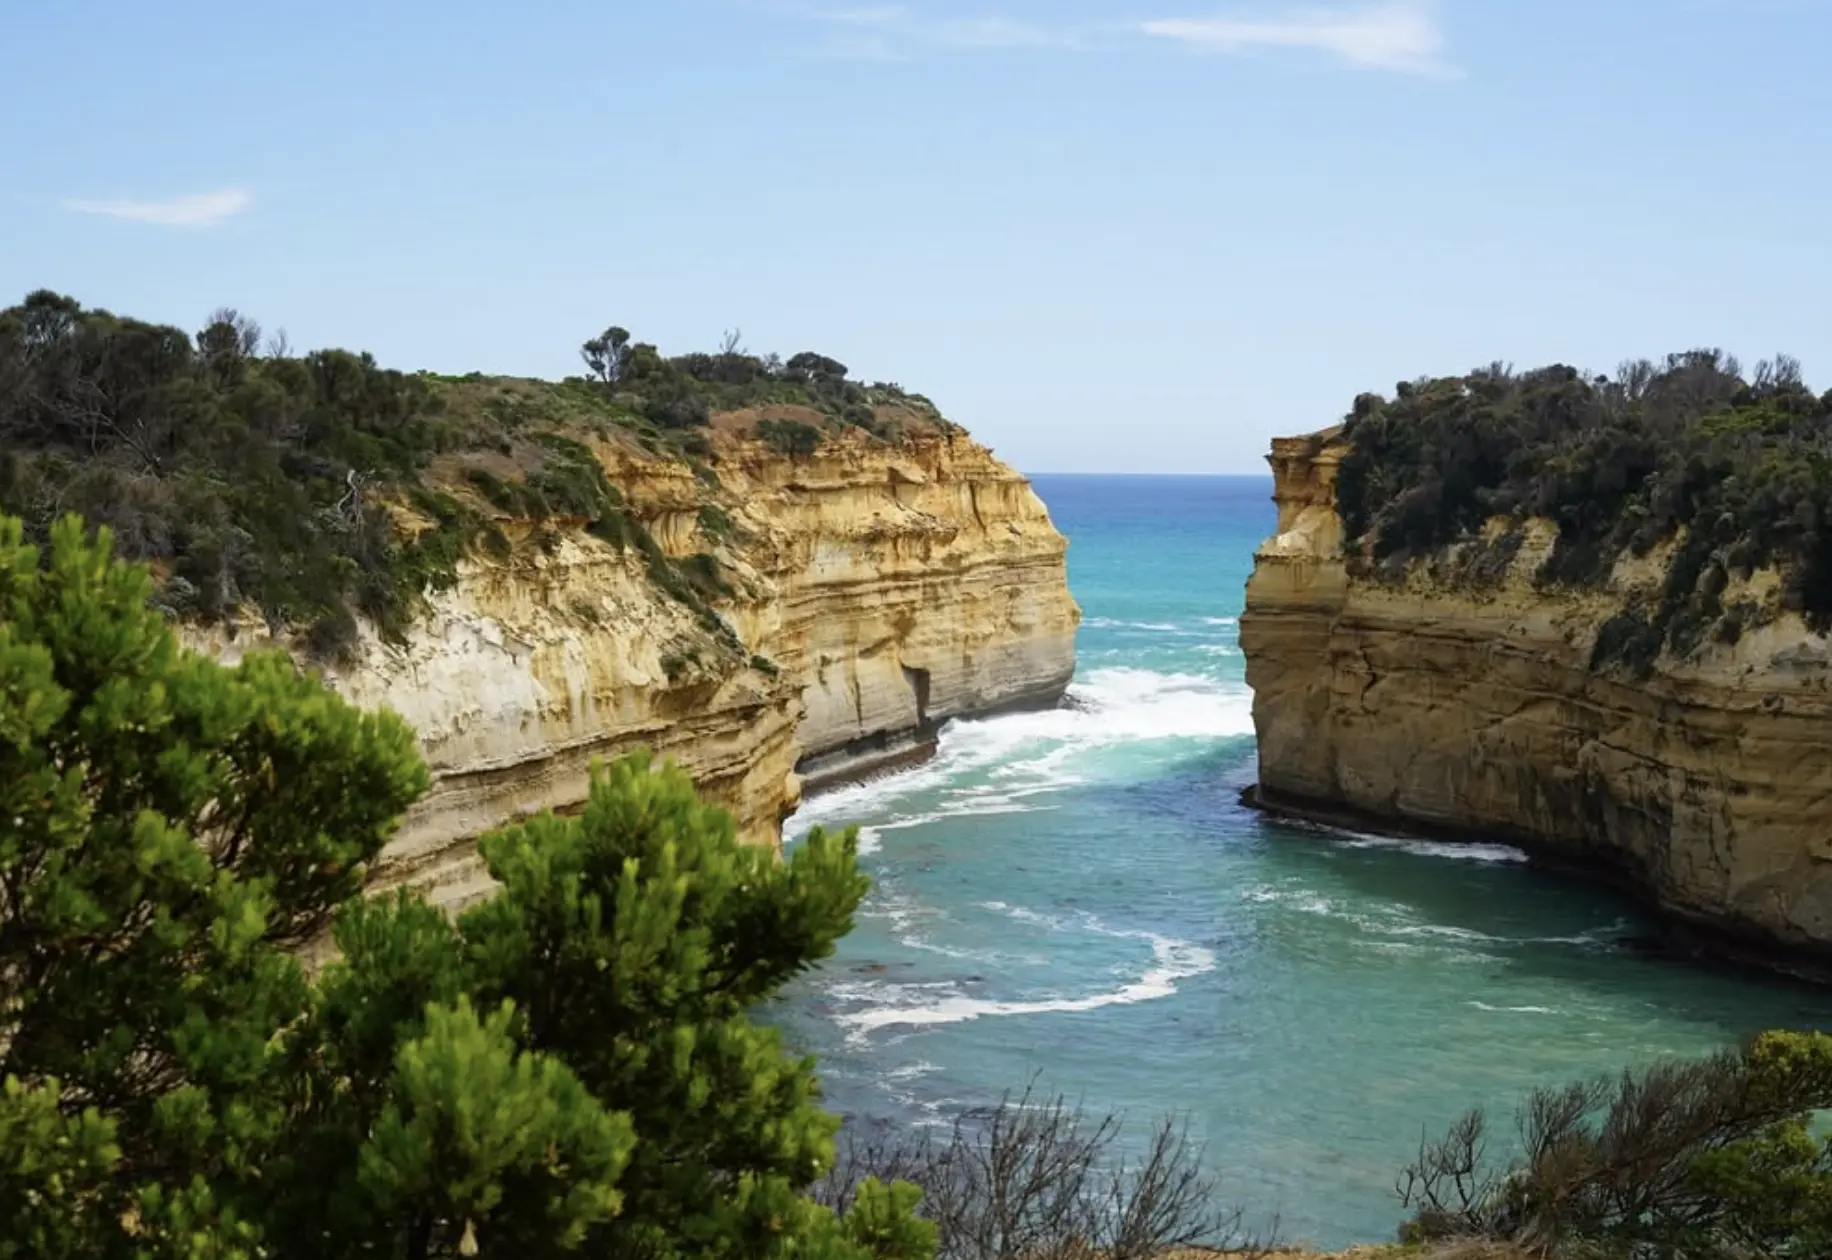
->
[1241,432,1832,965]
[704,434,1080,790]
[192,427,1078,910]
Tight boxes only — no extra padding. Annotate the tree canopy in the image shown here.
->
[0,291,947,660]
[1334,351,1832,670]
[0,510,928,1260]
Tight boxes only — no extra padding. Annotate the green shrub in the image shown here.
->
[1399,1030,1832,1257]
[1335,351,1832,668]
[698,503,739,541]
[0,290,945,652]
[0,292,492,648]
[678,551,732,600]
[0,512,925,1258]
[758,417,824,457]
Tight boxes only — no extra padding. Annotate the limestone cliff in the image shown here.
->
[195,423,1078,910]
[1242,431,1832,969]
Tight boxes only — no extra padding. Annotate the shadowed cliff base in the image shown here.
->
[1239,783,1832,988]
[798,672,1079,797]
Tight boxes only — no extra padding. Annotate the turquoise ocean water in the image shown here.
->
[774,474,1832,1249]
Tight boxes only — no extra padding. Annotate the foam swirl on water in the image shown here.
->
[829,901,1217,1042]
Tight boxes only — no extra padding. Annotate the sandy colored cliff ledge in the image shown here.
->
[191,417,1078,911]
[1241,430,1832,973]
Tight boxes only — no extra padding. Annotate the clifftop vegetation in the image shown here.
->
[1332,351,1832,671]
[0,290,951,658]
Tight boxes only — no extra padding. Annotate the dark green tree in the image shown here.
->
[580,326,632,385]
[0,510,931,1259]
[460,752,878,1258]
[784,352,848,383]
[0,510,430,1255]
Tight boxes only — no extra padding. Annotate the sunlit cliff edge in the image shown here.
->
[1241,430,1832,972]
[191,419,1078,911]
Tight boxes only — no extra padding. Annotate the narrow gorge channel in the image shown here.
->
[775,472,1832,1251]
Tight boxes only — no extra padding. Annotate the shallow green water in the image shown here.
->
[772,474,1832,1249]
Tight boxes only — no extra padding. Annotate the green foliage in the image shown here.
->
[0,292,496,654]
[1335,351,1832,670]
[0,291,502,652]
[0,511,428,1254]
[0,293,941,657]
[576,325,923,442]
[462,751,877,1257]
[1400,1029,1832,1258]
[353,999,631,1256]
[678,551,732,601]
[698,503,740,542]
[580,326,632,385]
[465,435,638,552]
[757,417,825,458]
[842,1181,937,1260]
[0,511,927,1258]
[1689,1120,1832,1258]
[0,1077,120,1260]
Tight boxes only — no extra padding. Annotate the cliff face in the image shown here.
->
[196,425,1078,910]
[1242,432,1832,965]
[677,431,1080,789]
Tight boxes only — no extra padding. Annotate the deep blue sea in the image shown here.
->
[773,474,1832,1249]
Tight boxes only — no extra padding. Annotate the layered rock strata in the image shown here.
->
[195,425,1078,910]
[1241,430,1832,968]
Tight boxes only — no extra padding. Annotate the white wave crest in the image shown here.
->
[1340,836,1528,864]
[1082,617,1184,632]
[1315,826,1529,864]
[787,667,1253,844]
[861,885,986,961]
[829,900,1216,1041]
[1244,884,1628,955]
[834,936,1214,1040]
[976,900,1069,931]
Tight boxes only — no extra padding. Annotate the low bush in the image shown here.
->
[1334,352,1832,670]
[758,417,825,457]
[815,1079,1275,1260]
[0,292,936,655]
[1399,1030,1832,1258]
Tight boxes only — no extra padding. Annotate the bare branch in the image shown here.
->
[815,1079,1272,1260]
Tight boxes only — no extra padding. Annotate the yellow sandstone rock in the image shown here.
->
[190,423,1079,911]
[1242,430,1832,966]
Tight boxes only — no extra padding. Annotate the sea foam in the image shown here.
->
[829,908,1216,1042]
[786,666,1254,844]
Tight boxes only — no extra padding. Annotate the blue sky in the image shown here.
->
[4,0,1828,474]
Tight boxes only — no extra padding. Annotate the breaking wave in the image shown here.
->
[826,901,1216,1042]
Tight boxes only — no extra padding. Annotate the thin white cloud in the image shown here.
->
[935,16,1080,47]
[821,4,906,22]
[803,5,1082,56]
[822,31,908,58]
[1142,1,1455,75]
[62,187,253,228]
